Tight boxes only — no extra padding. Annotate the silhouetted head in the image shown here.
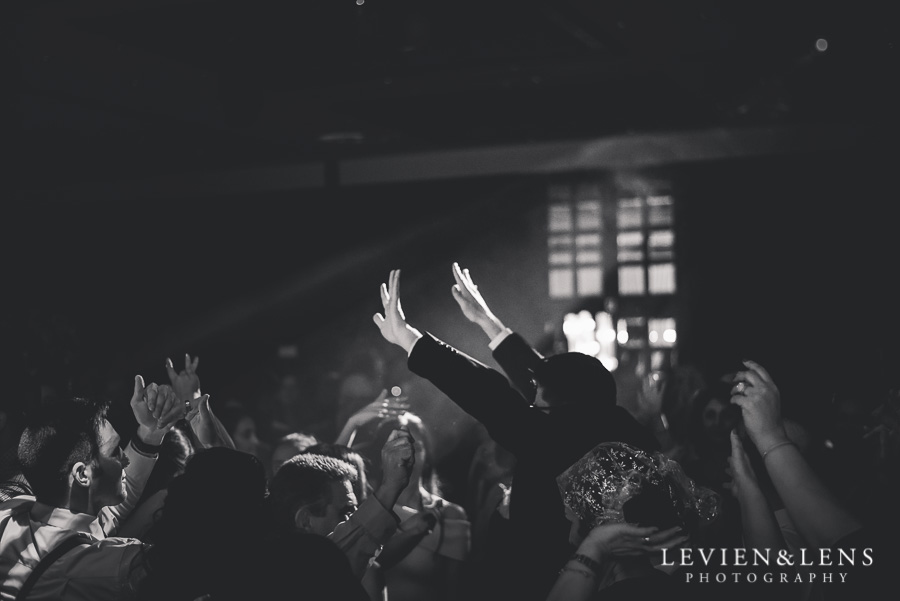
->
[532,352,617,410]
[138,447,268,601]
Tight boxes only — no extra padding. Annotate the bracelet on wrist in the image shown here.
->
[558,566,596,579]
[570,553,602,574]
[130,436,162,457]
[761,440,794,460]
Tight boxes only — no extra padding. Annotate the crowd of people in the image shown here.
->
[1,262,897,600]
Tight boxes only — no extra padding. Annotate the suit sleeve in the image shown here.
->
[490,331,544,404]
[407,333,548,454]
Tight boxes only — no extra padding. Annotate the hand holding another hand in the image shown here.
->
[130,376,183,445]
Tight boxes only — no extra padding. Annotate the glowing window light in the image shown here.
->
[648,318,676,348]
[576,266,602,295]
[549,269,574,298]
[599,356,619,372]
[619,265,645,295]
[563,311,600,357]
[549,204,574,232]
[595,311,618,372]
[597,325,617,343]
[616,319,629,344]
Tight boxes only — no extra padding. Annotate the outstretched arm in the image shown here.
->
[730,360,862,548]
[451,262,541,401]
[450,262,506,341]
[329,428,415,578]
[373,268,549,454]
[100,377,183,536]
[724,429,786,551]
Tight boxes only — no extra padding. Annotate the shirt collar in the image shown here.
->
[32,501,102,538]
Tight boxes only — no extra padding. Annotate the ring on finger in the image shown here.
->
[734,381,747,395]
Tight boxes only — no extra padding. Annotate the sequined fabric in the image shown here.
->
[556,441,720,531]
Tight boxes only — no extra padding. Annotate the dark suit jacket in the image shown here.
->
[408,332,660,600]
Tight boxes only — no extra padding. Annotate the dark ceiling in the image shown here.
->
[4,0,900,408]
[6,0,898,189]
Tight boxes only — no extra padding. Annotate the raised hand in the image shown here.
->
[187,394,235,450]
[450,262,504,338]
[130,377,184,445]
[373,269,422,354]
[377,427,416,501]
[165,353,201,402]
[335,389,389,445]
[729,360,790,454]
[633,370,667,424]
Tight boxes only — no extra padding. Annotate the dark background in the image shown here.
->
[3,0,900,477]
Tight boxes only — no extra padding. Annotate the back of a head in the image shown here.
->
[139,447,268,600]
[152,447,267,543]
[17,395,109,503]
[303,443,369,500]
[534,352,617,409]
[268,453,358,530]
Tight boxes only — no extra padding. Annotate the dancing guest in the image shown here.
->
[0,379,181,600]
[372,266,659,600]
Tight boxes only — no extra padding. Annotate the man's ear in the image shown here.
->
[294,507,312,532]
[71,462,91,489]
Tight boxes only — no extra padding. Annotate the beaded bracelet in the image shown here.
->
[762,440,794,460]
[570,553,602,574]
[557,566,596,579]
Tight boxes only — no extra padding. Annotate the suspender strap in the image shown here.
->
[15,534,93,601]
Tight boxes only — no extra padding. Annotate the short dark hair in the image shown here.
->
[17,395,110,504]
[533,352,617,408]
[268,454,357,527]
[302,443,370,502]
